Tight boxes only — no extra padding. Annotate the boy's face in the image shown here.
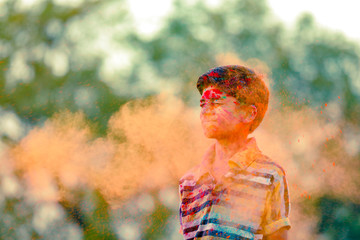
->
[200,86,251,139]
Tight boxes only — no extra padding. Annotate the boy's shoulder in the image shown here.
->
[178,165,199,185]
[249,154,288,182]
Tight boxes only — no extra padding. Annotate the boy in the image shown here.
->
[179,65,291,240]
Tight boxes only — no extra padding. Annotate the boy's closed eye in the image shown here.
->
[200,99,225,107]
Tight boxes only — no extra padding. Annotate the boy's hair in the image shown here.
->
[196,65,269,133]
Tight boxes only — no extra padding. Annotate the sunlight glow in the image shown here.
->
[268,0,360,40]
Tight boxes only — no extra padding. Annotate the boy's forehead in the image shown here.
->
[201,86,228,100]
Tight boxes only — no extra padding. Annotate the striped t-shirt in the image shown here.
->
[178,138,291,240]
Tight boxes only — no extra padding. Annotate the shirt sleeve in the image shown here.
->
[262,172,291,235]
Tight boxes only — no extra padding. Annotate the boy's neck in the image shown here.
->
[213,133,250,170]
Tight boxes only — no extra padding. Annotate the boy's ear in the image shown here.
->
[243,105,257,123]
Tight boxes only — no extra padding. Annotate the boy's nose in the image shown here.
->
[201,103,215,113]
[201,107,217,118]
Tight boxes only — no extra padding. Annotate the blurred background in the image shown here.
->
[0,0,359,239]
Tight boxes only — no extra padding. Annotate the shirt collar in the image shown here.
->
[195,137,262,182]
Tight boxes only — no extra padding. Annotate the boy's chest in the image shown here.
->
[180,173,272,239]
[211,169,226,183]
[210,161,231,183]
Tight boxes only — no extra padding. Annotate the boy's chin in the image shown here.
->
[203,129,223,139]
[203,128,247,140]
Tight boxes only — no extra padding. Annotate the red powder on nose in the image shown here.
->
[203,91,211,99]
[202,89,224,100]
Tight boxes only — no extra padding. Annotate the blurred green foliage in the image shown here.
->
[316,196,360,240]
[0,0,359,239]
